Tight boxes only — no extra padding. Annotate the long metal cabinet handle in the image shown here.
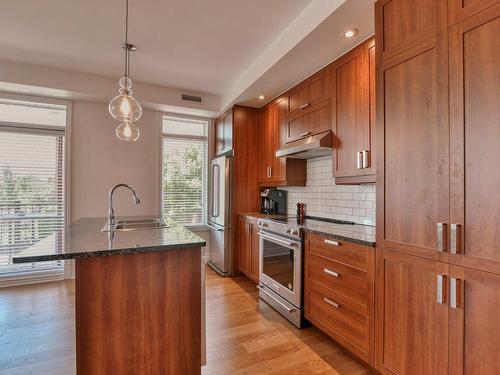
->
[437,223,447,252]
[450,277,460,309]
[212,164,220,217]
[437,274,446,304]
[323,268,340,278]
[299,103,310,110]
[450,224,460,254]
[362,150,370,168]
[357,151,363,169]
[257,285,296,313]
[323,297,340,308]
[269,166,272,177]
[324,239,339,246]
[299,131,311,137]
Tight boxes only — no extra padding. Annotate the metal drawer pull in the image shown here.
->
[324,239,339,246]
[357,151,363,169]
[450,224,461,254]
[450,277,461,309]
[436,274,446,304]
[437,222,447,252]
[299,103,310,110]
[299,131,311,137]
[323,268,340,278]
[257,284,296,313]
[323,297,340,309]
[362,150,370,168]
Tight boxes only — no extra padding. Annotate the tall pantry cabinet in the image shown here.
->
[375,0,500,374]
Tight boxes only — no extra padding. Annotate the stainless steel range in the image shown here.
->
[257,217,304,328]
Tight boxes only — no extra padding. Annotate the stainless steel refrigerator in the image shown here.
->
[207,155,232,276]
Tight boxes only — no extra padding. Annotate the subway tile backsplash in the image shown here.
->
[281,156,376,226]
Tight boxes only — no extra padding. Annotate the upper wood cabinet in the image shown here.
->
[448,0,499,25]
[214,109,233,156]
[286,68,331,143]
[259,97,306,187]
[331,38,376,184]
[449,4,500,275]
[376,0,450,262]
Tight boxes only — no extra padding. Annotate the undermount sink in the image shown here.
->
[102,218,169,232]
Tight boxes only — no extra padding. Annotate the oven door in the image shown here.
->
[258,230,302,308]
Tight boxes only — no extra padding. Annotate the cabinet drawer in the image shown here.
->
[286,101,331,142]
[289,70,329,114]
[307,253,367,305]
[306,281,368,352]
[306,233,368,271]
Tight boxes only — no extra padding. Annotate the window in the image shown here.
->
[161,115,208,226]
[0,96,68,286]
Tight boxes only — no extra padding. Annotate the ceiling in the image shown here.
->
[0,0,311,96]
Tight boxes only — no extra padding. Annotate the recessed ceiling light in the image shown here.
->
[258,95,265,100]
[343,29,359,38]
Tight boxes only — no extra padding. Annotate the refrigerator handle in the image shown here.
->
[212,164,220,217]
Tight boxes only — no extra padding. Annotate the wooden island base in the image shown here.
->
[75,248,201,375]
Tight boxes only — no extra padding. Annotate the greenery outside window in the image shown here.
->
[161,115,208,226]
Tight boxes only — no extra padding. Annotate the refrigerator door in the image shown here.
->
[209,156,231,227]
[207,223,231,276]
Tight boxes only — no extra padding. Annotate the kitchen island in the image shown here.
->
[13,216,206,375]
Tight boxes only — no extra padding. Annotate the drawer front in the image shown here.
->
[306,281,368,351]
[306,233,368,271]
[288,70,329,114]
[287,101,331,142]
[307,253,367,305]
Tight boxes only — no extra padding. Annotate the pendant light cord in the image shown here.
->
[124,0,130,78]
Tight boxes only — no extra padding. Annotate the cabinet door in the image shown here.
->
[249,223,260,282]
[376,0,449,262]
[365,41,376,176]
[286,102,330,143]
[449,265,500,375]
[238,218,250,275]
[259,106,273,182]
[449,5,500,274]
[271,97,287,182]
[223,110,233,153]
[448,0,498,25]
[214,116,225,155]
[375,250,449,374]
[332,43,369,178]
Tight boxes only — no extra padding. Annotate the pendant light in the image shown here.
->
[109,0,142,142]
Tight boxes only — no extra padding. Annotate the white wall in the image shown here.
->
[281,156,376,226]
[70,101,161,222]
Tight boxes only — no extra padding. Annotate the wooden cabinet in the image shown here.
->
[286,68,331,143]
[332,38,376,184]
[259,97,306,187]
[304,233,375,364]
[375,250,449,374]
[237,215,260,283]
[214,109,233,156]
[449,4,500,274]
[376,0,499,374]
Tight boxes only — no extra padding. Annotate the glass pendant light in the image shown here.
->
[109,0,142,141]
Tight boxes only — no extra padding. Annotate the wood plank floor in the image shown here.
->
[0,266,372,374]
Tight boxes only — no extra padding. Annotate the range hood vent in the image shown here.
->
[275,131,333,159]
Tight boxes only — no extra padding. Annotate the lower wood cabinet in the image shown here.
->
[375,249,500,375]
[304,233,375,365]
[237,215,260,282]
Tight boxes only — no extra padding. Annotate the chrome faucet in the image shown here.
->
[107,184,141,229]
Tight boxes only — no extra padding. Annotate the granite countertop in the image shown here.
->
[12,216,206,263]
[242,213,376,247]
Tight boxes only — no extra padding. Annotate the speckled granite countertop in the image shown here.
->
[242,213,376,247]
[12,216,206,263]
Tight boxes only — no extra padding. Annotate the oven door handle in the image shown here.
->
[258,232,298,248]
[257,284,296,313]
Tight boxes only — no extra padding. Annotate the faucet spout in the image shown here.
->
[107,183,141,229]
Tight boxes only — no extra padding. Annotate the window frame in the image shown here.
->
[0,92,72,285]
[159,113,210,230]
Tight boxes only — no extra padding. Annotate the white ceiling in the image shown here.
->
[0,0,311,96]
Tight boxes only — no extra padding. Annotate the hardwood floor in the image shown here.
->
[0,266,372,374]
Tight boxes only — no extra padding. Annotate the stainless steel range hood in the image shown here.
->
[275,131,333,159]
